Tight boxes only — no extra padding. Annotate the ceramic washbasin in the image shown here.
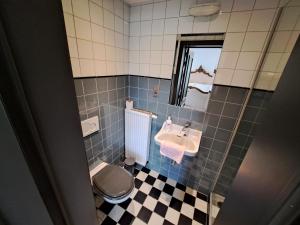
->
[154,122,202,156]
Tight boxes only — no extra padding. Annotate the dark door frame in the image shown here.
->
[0,19,67,225]
[0,1,97,225]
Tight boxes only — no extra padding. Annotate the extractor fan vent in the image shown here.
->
[189,2,221,17]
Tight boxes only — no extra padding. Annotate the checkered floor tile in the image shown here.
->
[95,167,208,225]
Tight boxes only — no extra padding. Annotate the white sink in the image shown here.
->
[154,122,202,156]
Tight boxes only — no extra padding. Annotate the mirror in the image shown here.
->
[169,35,224,111]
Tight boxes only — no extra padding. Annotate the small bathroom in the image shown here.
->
[0,1,299,225]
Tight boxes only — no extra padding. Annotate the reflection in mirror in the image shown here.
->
[169,34,224,112]
[186,48,221,111]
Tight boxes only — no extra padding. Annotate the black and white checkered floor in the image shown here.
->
[95,167,208,225]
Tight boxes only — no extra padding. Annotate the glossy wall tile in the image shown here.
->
[74,76,128,169]
[215,89,273,195]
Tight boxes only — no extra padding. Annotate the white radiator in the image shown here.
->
[125,108,152,166]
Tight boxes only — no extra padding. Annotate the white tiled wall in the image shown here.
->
[62,0,300,91]
[255,2,300,90]
[61,0,130,77]
[127,0,300,90]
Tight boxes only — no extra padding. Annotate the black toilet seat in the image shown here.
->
[93,165,134,200]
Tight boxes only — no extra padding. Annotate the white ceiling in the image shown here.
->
[124,0,153,5]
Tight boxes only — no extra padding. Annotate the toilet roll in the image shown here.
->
[126,100,133,109]
[151,114,158,119]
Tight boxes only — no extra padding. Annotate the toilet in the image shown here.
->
[90,162,134,204]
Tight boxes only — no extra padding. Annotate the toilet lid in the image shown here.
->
[93,165,134,198]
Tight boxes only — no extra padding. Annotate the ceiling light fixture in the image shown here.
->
[189,2,221,17]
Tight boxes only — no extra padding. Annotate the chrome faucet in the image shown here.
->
[178,121,191,137]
